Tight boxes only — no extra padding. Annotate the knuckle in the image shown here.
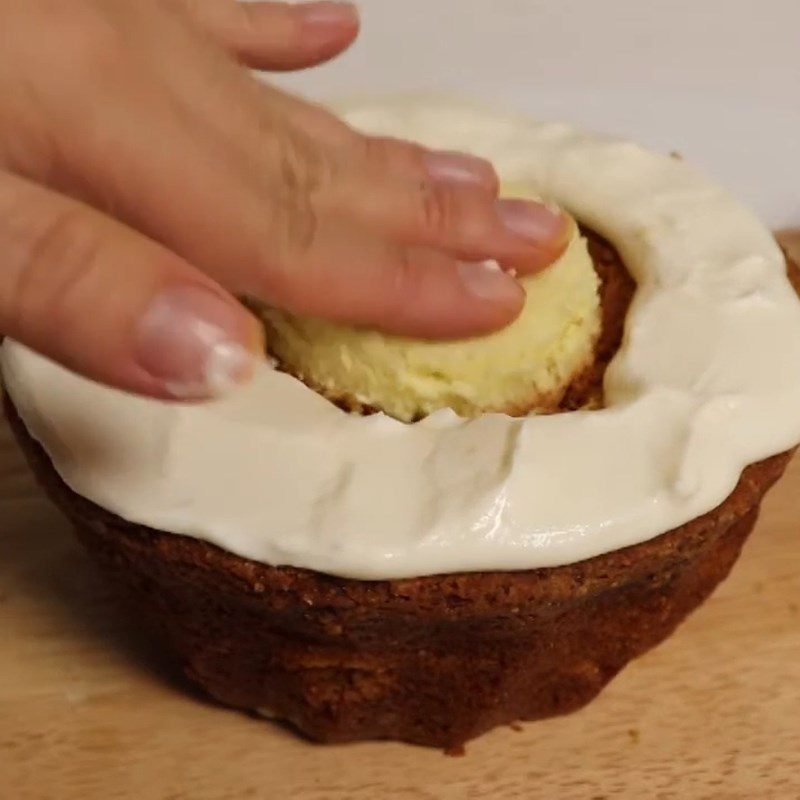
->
[391,246,417,299]
[361,135,427,178]
[390,246,439,306]
[13,205,101,328]
[418,183,495,246]
[268,128,329,253]
[376,244,424,326]
[418,183,460,239]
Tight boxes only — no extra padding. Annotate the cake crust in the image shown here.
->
[3,241,796,749]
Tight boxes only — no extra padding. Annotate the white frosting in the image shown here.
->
[4,101,800,580]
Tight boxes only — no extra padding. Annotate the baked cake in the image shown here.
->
[4,101,800,749]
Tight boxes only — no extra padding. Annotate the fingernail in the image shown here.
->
[135,285,260,401]
[424,150,497,189]
[458,260,523,303]
[496,198,570,243]
[297,1,359,27]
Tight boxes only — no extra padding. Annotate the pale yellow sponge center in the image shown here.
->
[260,216,602,423]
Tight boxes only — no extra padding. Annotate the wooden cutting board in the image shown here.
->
[1,236,799,800]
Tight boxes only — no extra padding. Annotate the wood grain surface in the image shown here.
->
[1,237,799,800]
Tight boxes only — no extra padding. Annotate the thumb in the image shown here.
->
[0,170,263,400]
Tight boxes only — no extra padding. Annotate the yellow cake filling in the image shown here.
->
[260,192,601,422]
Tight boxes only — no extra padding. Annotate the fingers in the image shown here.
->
[0,169,262,399]
[5,38,525,340]
[257,216,526,339]
[189,0,360,70]
[365,136,500,195]
[357,180,570,273]
[341,135,573,274]
[0,0,539,342]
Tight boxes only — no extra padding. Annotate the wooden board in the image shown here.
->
[1,236,799,800]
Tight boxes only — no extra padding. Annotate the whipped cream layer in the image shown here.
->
[4,100,800,580]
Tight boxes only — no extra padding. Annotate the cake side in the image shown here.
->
[4,394,793,747]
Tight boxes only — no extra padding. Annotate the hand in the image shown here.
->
[0,0,570,400]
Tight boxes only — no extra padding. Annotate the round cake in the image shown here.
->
[4,101,800,749]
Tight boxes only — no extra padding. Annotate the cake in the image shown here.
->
[260,215,602,421]
[4,101,800,749]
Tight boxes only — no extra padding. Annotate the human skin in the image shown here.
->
[0,0,570,399]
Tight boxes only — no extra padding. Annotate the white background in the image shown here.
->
[275,0,800,228]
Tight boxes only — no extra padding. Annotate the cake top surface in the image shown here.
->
[4,99,800,579]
